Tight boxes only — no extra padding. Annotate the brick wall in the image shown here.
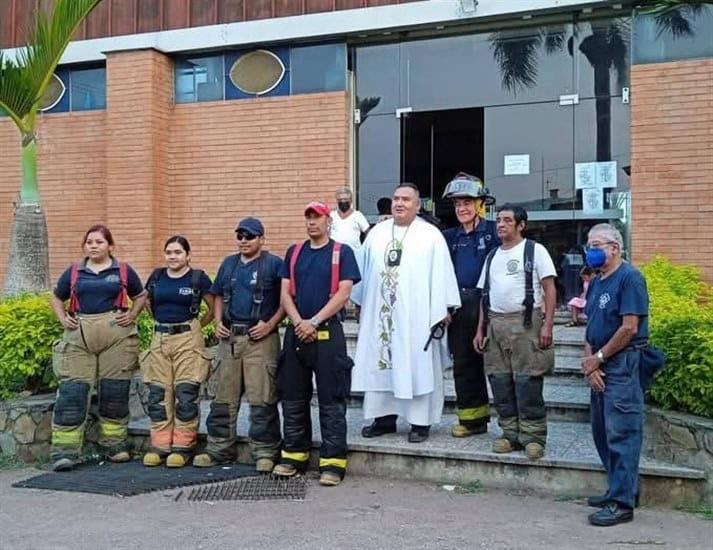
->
[630,58,713,282]
[0,112,108,281]
[0,49,348,284]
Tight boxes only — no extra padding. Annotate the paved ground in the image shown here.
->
[0,468,710,550]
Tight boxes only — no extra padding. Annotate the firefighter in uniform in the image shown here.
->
[442,173,499,437]
[141,236,214,468]
[49,225,147,472]
[193,218,285,473]
[273,201,360,487]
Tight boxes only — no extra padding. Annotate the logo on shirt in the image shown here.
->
[478,237,485,250]
[250,270,258,287]
[598,293,611,309]
[485,234,492,242]
[506,259,519,274]
[105,274,120,284]
[179,287,193,296]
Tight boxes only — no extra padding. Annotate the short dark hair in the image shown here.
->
[394,182,420,197]
[83,224,114,247]
[164,235,191,254]
[497,203,528,226]
[376,197,392,215]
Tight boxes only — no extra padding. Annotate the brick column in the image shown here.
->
[630,58,713,282]
[105,48,172,276]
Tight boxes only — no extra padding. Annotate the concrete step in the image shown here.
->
[127,403,706,507]
[345,377,591,423]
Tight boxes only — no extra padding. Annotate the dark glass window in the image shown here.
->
[291,43,347,94]
[175,55,224,103]
[70,67,106,111]
[356,43,400,117]
[357,113,400,217]
[576,17,631,98]
[633,4,713,64]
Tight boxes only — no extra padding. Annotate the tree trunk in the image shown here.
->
[3,204,51,295]
[4,137,50,296]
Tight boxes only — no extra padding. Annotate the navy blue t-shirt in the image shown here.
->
[54,259,144,314]
[210,252,283,323]
[443,218,500,289]
[147,269,212,324]
[585,262,649,351]
[279,240,361,319]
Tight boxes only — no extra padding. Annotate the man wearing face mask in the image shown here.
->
[330,187,370,251]
[580,224,650,527]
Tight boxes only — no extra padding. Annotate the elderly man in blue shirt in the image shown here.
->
[580,223,650,527]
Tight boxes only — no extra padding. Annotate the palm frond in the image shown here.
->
[639,0,710,16]
[542,26,567,54]
[489,31,543,93]
[0,0,101,130]
[653,4,710,38]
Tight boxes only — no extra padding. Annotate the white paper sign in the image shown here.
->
[595,161,617,188]
[504,154,530,175]
[575,162,596,189]
[582,187,604,214]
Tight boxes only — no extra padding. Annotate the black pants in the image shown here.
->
[278,319,352,477]
[447,289,490,428]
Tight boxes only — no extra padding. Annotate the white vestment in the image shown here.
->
[351,217,461,426]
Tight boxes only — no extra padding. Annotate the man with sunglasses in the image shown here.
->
[194,217,284,473]
[580,223,650,527]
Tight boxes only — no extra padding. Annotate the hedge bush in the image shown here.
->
[0,294,216,399]
[641,257,713,418]
[0,293,63,399]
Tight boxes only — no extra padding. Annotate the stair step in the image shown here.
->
[128,404,705,506]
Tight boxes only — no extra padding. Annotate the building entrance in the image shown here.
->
[401,108,484,229]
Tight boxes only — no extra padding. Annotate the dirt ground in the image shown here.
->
[0,468,711,550]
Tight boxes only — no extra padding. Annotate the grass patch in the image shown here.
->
[458,480,484,494]
[674,502,713,520]
[0,453,26,470]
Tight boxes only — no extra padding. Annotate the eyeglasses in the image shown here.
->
[586,241,617,250]
[236,233,259,241]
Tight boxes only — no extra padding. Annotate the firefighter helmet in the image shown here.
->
[442,172,495,205]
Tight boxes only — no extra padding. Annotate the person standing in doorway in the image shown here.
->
[474,204,557,460]
[274,201,360,486]
[330,187,370,251]
[442,173,499,438]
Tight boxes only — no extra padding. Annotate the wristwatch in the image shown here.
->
[310,316,321,328]
[596,350,605,364]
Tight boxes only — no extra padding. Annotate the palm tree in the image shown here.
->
[0,0,101,295]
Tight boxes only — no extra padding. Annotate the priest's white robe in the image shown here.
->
[351,217,461,426]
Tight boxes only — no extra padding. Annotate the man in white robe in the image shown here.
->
[351,183,461,442]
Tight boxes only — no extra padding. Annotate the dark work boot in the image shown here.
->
[588,503,634,526]
[588,493,639,508]
[407,425,430,443]
[361,415,397,438]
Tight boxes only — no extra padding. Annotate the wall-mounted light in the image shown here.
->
[460,0,477,14]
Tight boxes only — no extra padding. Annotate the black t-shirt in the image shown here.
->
[54,259,144,314]
[209,252,283,322]
[147,269,212,324]
[279,240,361,319]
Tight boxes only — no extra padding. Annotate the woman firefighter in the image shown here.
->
[50,225,147,472]
[140,236,214,468]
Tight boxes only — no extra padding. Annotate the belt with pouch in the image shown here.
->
[154,323,192,335]
[231,322,256,336]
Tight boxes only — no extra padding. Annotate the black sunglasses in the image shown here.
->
[236,233,259,241]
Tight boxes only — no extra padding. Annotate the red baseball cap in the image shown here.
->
[304,201,330,217]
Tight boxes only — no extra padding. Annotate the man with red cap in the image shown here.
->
[273,201,361,486]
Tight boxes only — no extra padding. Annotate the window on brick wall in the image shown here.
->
[290,43,347,94]
[175,55,225,103]
[41,65,106,114]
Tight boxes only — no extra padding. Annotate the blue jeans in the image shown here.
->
[590,349,643,509]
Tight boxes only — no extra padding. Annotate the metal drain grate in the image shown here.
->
[187,474,308,502]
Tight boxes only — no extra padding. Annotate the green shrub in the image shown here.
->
[641,257,713,418]
[0,294,216,399]
[0,293,63,399]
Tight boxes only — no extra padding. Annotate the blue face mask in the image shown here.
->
[585,247,607,269]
